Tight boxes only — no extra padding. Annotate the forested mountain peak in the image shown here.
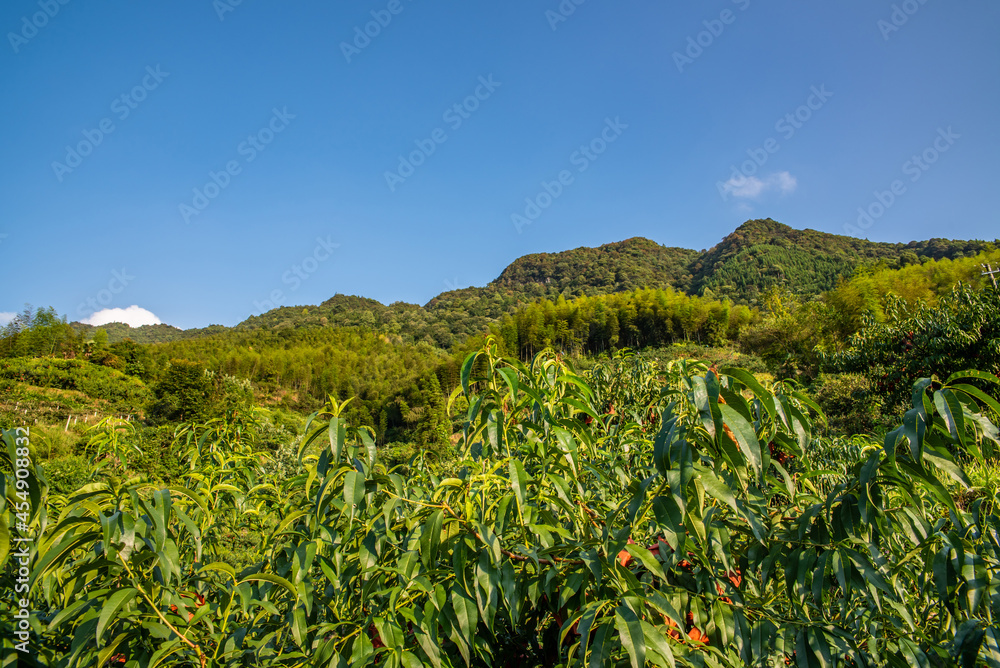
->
[689,218,993,300]
[490,236,698,296]
[319,294,393,311]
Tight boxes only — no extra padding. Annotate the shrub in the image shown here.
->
[0,357,150,411]
[835,284,1000,407]
[810,372,890,435]
[41,454,91,496]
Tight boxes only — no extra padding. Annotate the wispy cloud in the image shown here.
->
[82,306,162,328]
[0,312,15,327]
[721,171,798,200]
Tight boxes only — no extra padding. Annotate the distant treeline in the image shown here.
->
[494,288,755,358]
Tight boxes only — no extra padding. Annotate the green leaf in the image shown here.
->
[589,623,613,668]
[952,384,1000,420]
[806,627,833,668]
[32,531,101,581]
[625,544,666,583]
[329,417,346,463]
[721,367,776,416]
[460,351,479,397]
[451,587,479,645]
[615,604,646,668]
[718,404,762,476]
[946,369,1000,386]
[934,390,963,442]
[0,515,8,567]
[694,465,738,514]
[640,620,676,668]
[498,367,520,400]
[981,627,1000,668]
[954,620,985,668]
[96,588,137,647]
[146,640,185,668]
[413,604,443,668]
[197,561,237,582]
[692,376,716,438]
[509,460,528,521]
[344,470,365,508]
[420,510,444,569]
[401,651,424,668]
[237,573,298,600]
[898,637,932,668]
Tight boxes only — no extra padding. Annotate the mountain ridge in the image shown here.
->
[71,219,997,345]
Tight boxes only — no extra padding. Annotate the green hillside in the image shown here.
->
[61,220,997,348]
[70,321,229,345]
[490,237,698,296]
[691,218,992,299]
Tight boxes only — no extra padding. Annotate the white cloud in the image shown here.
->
[722,171,798,200]
[82,306,162,328]
[0,312,15,327]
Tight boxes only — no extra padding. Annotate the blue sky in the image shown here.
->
[1,0,998,329]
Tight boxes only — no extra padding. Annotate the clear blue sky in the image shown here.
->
[1,0,997,329]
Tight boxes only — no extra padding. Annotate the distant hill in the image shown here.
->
[70,219,996,347]
[70,322,229,345]
[690,219,991,299]
[491,237,698,297]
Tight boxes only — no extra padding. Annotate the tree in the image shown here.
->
[146,359,214,424]
[416,372,450,454]
[835,284,1000,407]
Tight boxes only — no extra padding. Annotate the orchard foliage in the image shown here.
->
[4,339,1000,666]
[836,285,1000,407]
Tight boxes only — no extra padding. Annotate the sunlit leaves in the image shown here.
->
[7,339,1000,667]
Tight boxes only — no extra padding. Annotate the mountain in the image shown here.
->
[71,220,996,346]
[70,322,229,345]
[491,237,698,297]
[690,219,991,299]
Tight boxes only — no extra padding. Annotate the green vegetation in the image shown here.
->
[0,358,150,411]
[495,288,755,357]
[691,218,992,300]
[491,237,699,297]
[3,220,1000,665]
[63,220,997,350]
[4,342,1000,665]
[834,284,1000,407]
